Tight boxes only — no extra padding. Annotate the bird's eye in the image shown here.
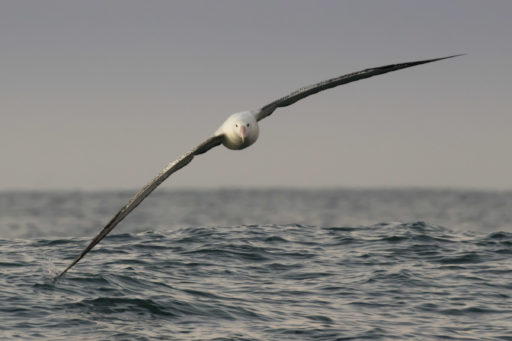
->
[247,123,250,127]
[235,124,238,127]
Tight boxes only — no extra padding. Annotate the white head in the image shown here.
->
[216,110,259,150]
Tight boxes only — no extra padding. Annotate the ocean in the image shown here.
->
[1,189,511,340]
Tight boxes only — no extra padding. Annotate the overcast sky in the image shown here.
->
[1,0,511,191]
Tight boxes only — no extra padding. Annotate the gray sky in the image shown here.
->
[1,0,511,191]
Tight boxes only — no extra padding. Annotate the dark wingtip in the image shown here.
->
[53,268,68,283]
[418,53,466,64]
[53,256,81,282]
[439,53,466,59]
[405,54,465,69]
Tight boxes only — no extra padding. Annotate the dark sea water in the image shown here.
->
[1,189,512,340]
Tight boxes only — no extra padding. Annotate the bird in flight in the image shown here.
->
[55,54,462,279]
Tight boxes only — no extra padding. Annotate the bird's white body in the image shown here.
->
[215,110,259,150]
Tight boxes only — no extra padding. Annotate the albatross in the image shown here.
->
[55,54,461,279]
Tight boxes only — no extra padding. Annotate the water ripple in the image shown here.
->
[1,189,512,340]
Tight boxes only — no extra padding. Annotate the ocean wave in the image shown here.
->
[2,189,512,340]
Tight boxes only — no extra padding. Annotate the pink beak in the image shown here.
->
[240,125,247,144]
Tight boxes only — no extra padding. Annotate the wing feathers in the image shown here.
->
[55,135,223,279]
[255,55,463,121]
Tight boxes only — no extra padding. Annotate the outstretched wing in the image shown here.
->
[55,134,224,280]
[255,55,463,122]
